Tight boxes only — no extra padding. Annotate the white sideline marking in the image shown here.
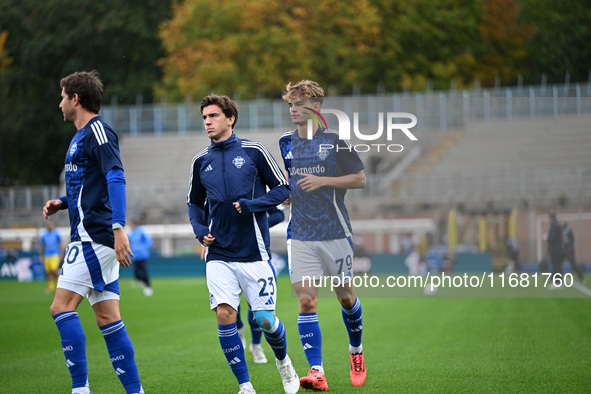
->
[572,281,591,297]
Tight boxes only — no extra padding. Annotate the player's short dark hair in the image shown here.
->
[283,80,325,105]
[200,94,239,128]
[60,70,103,114]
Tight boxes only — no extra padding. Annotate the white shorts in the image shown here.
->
[57,241,120,294]
[206,260,277,312]
[57,280,120,306]
[288,238,354,284]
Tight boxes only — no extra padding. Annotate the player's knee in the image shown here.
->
[49,297,72,317]
[49,302,61,317]
[338,297,356,309]
[215,304,236,325]
[252,310,276,331]
[94,310,121,327]
[298,297,317,313]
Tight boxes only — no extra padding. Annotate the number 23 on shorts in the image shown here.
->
[258,276,275,296]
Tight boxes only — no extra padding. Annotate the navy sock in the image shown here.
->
[219,323,249,384]
[247,307,263,345]
[101,320,142,394]
[54,311,88,390]
[261,316,287,360]
[341,298,363,348]
[298,313,322,368]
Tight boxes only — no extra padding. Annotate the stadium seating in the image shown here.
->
[392,114,591,210]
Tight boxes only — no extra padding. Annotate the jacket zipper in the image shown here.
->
[221,149,227,197]
[252,169,258,199]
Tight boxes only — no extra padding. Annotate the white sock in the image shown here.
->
[276,354,290,366]
[240,381,254,391]
[350,344,363,354]
[311,364,324,375]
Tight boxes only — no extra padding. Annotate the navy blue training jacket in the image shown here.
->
[187,133,289,262]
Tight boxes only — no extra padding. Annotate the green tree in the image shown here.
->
[157,0,381,100]
[474,0,533,87]
[520,0,591,84]
[0,0,171,185]
[0,31,9,67]
[370,0,482,91]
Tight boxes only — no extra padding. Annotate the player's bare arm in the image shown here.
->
[43,199,62,220]
[113,228,133,267]
[297,169,366,192]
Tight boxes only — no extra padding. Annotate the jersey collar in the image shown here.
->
[210,132,238,150]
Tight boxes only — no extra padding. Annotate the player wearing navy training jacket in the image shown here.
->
[201,203,286,364]
[43,71,143,394]
[187,94,299,394]
[280,80,367,390]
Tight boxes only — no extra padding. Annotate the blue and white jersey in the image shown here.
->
[64,116,124,248]
[187,133,290,263]
[279,127,364,242]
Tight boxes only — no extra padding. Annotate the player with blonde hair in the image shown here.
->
[280,80,367,390]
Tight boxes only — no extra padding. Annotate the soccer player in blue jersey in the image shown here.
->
[187,95,299,394]
[279,80,367,390]
[40,220,63,293]
[43,71,144,394]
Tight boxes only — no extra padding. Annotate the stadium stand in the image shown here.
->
[392,114,591,210]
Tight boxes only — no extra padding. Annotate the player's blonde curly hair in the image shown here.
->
[282,80,324,105]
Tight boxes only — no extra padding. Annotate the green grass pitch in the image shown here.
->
[1,276,590,393]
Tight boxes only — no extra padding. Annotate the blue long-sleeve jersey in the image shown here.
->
[60,116,126,248]
[279,127,364,242]
[187,133,289,262]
